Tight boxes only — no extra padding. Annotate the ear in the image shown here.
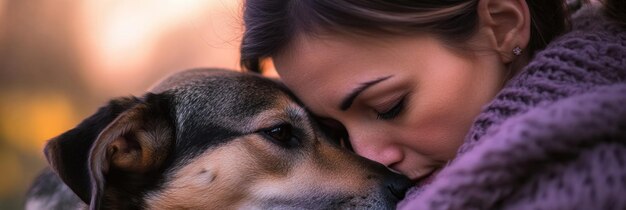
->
[44,94,174,209]
[476,0,531,63]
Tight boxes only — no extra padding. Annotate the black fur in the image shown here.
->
[28,69,298,209]
[25,68,412,210]
[44,97,142,203]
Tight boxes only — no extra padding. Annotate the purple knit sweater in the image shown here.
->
[399,5,626,210]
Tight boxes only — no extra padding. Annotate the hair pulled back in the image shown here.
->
[241,0,570,73]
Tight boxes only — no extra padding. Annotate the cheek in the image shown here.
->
[397,77,480,159]
[397,119,464,160]
[402,56,501,158]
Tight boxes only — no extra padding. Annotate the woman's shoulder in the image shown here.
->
[400,82,626,210]
[398,3,626,209]
[570,1,626,34]
[536,2,626,72]
[538,2,626,72]
[458,1,626,155]
[527,1,626,79]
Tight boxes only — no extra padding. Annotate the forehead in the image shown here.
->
[160,71,309,158]
[173,74,284,115]
[171,72,294,129]
[273,34,409,115]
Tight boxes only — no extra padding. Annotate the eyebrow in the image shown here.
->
[339,75,393,111]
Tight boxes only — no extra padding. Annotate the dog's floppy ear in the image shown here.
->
[44,94,174,209]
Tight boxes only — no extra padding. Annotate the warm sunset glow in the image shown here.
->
[0,1,5,23]
[0,91,78,199]
[0,152,21,197]
[81,0,216,69]
[76,0,242,95]
[0,92,78,153]
[1,1,244,207]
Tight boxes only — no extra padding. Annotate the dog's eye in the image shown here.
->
[261,123,297,147]
[266,124,291,141]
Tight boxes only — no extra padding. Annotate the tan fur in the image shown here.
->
[146,97,383,209]
[146,136,382,209]
[30,69,405,210]
[146,138,258,209]
[248,140,378,200]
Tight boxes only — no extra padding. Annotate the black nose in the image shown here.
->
[383,172,413,201]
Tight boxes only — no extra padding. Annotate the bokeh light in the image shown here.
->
[0,0,243,208]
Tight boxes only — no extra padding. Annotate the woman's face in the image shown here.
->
[273,33,506,183]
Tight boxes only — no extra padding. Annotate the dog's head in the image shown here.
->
[44,68,411,209]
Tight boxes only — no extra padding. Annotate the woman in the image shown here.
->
[241,0,626,209]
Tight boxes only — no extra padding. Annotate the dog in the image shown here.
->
[25,68,411,209]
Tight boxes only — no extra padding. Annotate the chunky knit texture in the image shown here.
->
[399,5,626,210]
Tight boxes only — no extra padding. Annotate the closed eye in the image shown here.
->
[376,94,406,120]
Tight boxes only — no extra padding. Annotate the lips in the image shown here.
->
[410,168,441,187]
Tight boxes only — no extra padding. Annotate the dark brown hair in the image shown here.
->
[241,0,570,73]
[603,0,626,26]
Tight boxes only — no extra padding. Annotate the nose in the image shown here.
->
[360,154,413,202]
[383,169,413,201]
[348,129,404,168]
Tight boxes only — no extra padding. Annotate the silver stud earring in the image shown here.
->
[512,46,523,56]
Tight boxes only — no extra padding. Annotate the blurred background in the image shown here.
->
[0,0,272,208]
